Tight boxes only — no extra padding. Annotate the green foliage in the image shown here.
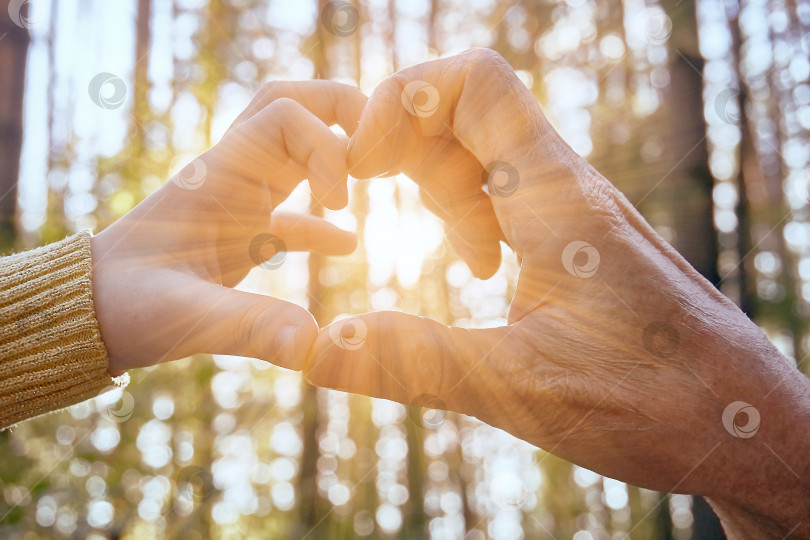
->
[2,0,808,538]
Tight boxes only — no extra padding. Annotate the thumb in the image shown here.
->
[184,282,318,370]
[304,311,518,418]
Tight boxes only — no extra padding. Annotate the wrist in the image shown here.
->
[706,349,810,538]
[0,231,127,428]
[709,500,810,539]
[89,230,126,375]
[708,457,810,538]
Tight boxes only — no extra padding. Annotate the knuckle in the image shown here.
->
[380,72,410,99]
[267,97,301,120]
[465,47,506,67]
[259,80,283,99]
[268,96,298,109]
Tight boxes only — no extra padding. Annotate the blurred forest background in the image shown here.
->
[1,0,809,538]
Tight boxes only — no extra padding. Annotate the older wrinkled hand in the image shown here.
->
[304,49,810,537]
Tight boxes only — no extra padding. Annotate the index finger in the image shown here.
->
[347,50,528,276]
[348,49,589,263]
[348,49,543,179]
[230,80,368,136]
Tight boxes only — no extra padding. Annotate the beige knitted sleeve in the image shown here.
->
[0,230,127,429]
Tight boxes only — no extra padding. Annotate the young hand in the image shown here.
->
[92,81,367,375]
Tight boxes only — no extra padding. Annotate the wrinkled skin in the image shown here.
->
[305,49,810,538]
[92,81,367,373]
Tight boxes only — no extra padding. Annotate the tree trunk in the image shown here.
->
[297,1,334,533]
[133,0,151,154]
[0,0,30,251]
[658,1,725,537]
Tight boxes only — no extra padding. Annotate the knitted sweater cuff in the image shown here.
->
[0,230,128,429]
